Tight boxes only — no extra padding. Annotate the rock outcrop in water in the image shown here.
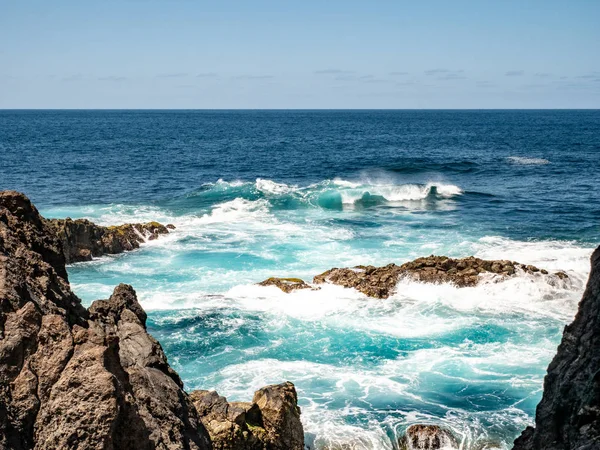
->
[190,382,304,450]
[399,424,458,450]
[47,217,173,264]
[0,191,304,450]
[512,246,600,450]
[258,277,313,293]
[314,256,568,299]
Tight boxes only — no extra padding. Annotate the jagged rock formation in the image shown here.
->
[314,256,568,299]
[512,246,600,450]
[0,191,304,450]
[46,217,173,264]
[257,277,313,293]
[190,382,304,450]
[398,424,458,449]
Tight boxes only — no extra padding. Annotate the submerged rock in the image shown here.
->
[512,246,600,450]
[399,424,458,450]
[314,255,568,298]
[46,217,171,263]
[191,382,304,450]
[0,191,302,450]
[257,277,313,293]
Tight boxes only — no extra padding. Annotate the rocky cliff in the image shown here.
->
[513,246,600,450]
[46,217,174,264]
[0,191,304,450]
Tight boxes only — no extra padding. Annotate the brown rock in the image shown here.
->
[257,277,313,293]
[252,382,304,450]
[313,264,402,298]
[399,424,458,449]
[313,255,566,298]
[1,192,211,449]
[190,390,264,450]
[46,217,171,264]
[191,381,304,450]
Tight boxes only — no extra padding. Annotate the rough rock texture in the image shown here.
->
[190,382,304,450]
[512,246,600,450]
[47,217,173,264]
[0,191,304,450]
[399,424,458,450]
[314,256,568,299]
[257,277,313,293]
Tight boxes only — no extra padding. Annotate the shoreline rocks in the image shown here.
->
[399,424,458,449]
[0,191,304,450]
[512,246,600,449]
[46,217,174,264]
[191,382,304,450]
[258,277,314,293]
[313,256,569,299]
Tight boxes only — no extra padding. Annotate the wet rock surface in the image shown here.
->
[314,256,568,298]
[399,424,458,449]
[512,246,600,450]
[191,382,304,450]
[0,191,303,450]
[258,277,313,293]
[46,217,173,263]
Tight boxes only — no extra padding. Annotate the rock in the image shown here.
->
[46,217,171,264]
[512,246,600,450]
[399,424,458,449]
[1,191,303,449]
[191,382,304,450]
[0,195,210,450]
[252,382,304,450]
[257,277,313,293]
[313,264,402,298]
[313,256,566,298]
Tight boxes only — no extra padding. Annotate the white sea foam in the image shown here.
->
[335,181,463,204]
[332,177,362,188]
[255,178,294,194]
[197,351,539,450]
[196,198,271,224]
[506,156,550,165]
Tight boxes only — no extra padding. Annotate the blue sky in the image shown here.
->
[1,0,599,108]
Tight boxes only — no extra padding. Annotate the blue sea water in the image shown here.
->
[1,110,599,449]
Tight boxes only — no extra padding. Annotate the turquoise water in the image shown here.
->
[1,110,599,449]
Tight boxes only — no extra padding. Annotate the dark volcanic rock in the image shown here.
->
[513,246,600,450]
[0,191,303,450]
[47,217,172,263]
[0,191,211,449]
[399,424,458,449]
[314,256,567,298]
[314,264,403,299]
[191,382,304,450]
[258,277,313,293]
[0,191,86,327]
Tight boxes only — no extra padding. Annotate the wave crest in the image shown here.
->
[192,178,463,211]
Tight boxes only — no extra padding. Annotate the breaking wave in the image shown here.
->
[183,177,464,211]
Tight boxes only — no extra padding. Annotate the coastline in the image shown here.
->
[2,190,598,449]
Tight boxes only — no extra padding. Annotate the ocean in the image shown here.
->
[1,109,599,449]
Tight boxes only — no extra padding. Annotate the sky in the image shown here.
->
[1,0,599,109]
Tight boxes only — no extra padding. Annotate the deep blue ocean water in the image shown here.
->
[1,110,599,449]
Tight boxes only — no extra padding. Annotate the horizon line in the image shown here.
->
[1,107,600,111]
